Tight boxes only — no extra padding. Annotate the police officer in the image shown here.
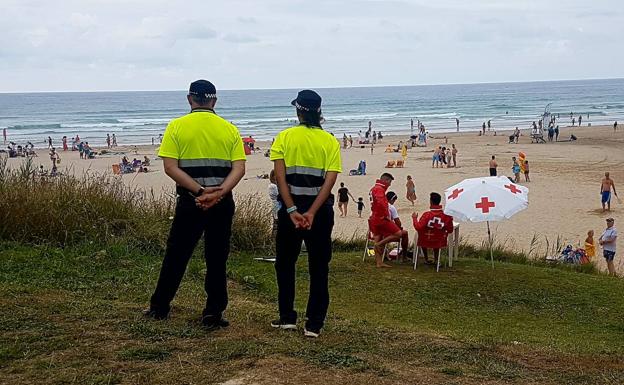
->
[145,80,246,329]
[269,90,341,338]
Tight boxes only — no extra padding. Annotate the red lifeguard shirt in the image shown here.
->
[369,179,390,223]
[413,205,454,249]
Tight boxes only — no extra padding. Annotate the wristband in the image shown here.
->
[286,206,298,214]
[196,187,205,197]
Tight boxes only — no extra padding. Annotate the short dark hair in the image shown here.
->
[380,172,394,181]
[340,182,344,187]
[386,191,397,201]
[430,192,442,205]
[491,155,495,159]
[190,94,214,106]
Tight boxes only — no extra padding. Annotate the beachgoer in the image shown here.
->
[598,218,618,276]
[514,127,520,143]
[78,142,84,159]
[487,120,491,130]
[369,173,407,268]
[342,134,348,149]
[451,144,458,167]
[524,160,530,182]
[269,89,341,338]
[614,121,618,132]
[455,118,459,132]
[348,135,353,148]
[62,136,68,151]
[112,134,117,146]
[337,182,355,217]
[406,175,417,205]
[386,191,409,259]
[412,192,454,264]
[145,80,246,330]
[143,155,151,166]
[554,125,559,141]
[572,117,576,126]
[578,115,582,126]
[489,155,498,176]
[584,230,595,259]
[2,128,5,144]
[378,131,383,142]
[482,122,486,135]
[432,147,441,168]
[106,134,111,148]
[357,197,365,218]
[445,148,451,167]
[512,157,521,183]
[49,147,59,169]
[600,172,618,212]
[47,136,52,149]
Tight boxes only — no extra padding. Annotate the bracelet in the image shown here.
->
[286,205,298,214]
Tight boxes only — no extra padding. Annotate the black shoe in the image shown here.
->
[270,319,297,330]
[142,307,169,320]
[201,315,230,330]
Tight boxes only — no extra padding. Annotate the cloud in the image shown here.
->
[0,0,623,92]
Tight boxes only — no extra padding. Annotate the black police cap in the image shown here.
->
[291,90,322,113]
[189,80,217,99]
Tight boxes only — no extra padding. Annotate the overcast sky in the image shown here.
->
[1,0,623,92]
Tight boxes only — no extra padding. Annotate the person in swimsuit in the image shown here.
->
[489,155,498,176]
[601,172,618,212]
[406,175,417,205]
[337,182,355,217]
[451,144,458,167]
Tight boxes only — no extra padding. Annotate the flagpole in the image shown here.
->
[487,221,494,268]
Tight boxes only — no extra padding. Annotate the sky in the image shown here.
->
[1,0,623,92]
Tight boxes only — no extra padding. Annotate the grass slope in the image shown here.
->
[1,242,623,385]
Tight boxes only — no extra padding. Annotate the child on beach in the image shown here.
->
[512,157,521,183]
[584,230,595,259]
[357,197,365,218]
[524,160,530,182]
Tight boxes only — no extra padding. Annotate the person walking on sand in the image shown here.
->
[615,121,618,132]
[599,218,618,276]
[369,173,407,268]
[489,155,498,176]
[514,127,520,144]
[456,118,460,132]
[2,127,6,144]
[106,134,111,148]
[112,134,117,147]
[451,144,458,167]
[601,172,618,212]
[145,80,246,330]
[524,160,530,182]
[406,175,417,205]
[578,115,582,127]
[269,90,341,338]
[337,182,355,217]
[482,122,486,135]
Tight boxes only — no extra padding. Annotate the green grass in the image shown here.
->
[1,242,624,384]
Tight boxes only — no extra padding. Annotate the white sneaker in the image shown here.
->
[303,328,321,338]
[271,319,297,330]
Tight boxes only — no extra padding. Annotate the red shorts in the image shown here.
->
[369,218,401,238]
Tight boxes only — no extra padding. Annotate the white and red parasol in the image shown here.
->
[443,176,529,267]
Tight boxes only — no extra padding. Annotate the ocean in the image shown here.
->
[1,78,623,147]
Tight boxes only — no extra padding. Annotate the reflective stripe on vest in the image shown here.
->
[285,166,326,196]
[179,158,232,187]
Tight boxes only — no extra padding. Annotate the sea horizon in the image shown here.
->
[2,78,623,147]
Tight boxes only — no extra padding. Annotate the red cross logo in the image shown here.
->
[448,188,464,200]
[504,184,521,194]
[475,197,496,213]
[427,217,445,229]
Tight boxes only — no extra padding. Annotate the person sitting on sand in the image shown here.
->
[369,173,407,268]
[143,156,151,166]
[584,230,595,259]
[412,192,454,265]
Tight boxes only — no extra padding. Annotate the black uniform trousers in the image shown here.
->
[275,199,334,330]
[150,193,234,317]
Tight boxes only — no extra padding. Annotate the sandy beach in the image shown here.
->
[6,124,623,272]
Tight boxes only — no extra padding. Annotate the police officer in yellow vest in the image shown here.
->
[145,80,246,329]
[270,90,341,338]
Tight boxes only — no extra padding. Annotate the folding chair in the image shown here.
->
[362,221,392,262]
[413,230,456,272]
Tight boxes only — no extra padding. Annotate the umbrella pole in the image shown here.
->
[487,221,494,268]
